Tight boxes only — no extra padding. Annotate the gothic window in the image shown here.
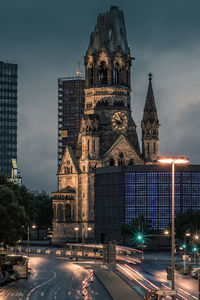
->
[113,67,119,85]
[109,158,115,166]
[53,205,56,220]
[57,204,63,222]
[65,204,71,221]
[147,142,150,153]
[129,159,134,165]
[118,153,124,166]
[98,61,108,84]
[93,139,95,153]
[71,166,73,173]
[154,142,156,154]
[88,66,93,85]
[88,140,90,152]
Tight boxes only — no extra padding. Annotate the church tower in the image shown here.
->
[141,74,160,161]
[52,7,155,245]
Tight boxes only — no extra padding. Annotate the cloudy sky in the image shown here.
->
[1,0,200,194]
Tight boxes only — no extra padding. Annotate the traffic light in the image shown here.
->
[193,246,198,252]
[137,233,143,242]
[182,243,186,249]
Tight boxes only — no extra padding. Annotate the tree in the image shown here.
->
[122,215,155,245]
[34,194,52,229]
[175,209,200,240]
[0,175,37,246]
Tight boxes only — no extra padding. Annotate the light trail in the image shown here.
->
[117,264,151,291]
[161,283,191,300]
[124,264,159,290]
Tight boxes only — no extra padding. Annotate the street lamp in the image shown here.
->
[158,156,189,299]
[74,227,79,243]
[27,224,37,256]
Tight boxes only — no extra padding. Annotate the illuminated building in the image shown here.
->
[95,165,200,244]
[0,61,17,177]
[52,7,165,245]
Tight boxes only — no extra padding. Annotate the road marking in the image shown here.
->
[54,296,56,299]
[25,270,56,300]
[40,291,44,296]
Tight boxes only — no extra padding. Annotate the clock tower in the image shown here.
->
[52,7,159,244]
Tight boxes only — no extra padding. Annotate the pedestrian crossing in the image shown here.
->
[0,292,23,297]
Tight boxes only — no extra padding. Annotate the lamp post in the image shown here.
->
[158,157,189,299]
[27,224,36,256]
[74,227,79,243]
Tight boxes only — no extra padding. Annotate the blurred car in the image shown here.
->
[191,267,200,278]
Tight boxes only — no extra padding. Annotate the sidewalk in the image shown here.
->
[94,269,143,300]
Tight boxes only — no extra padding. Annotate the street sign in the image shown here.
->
[156,289,177,296]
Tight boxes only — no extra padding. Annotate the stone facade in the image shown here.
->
[52,6,160,244]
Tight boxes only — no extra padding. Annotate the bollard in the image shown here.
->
[90,270,94,282]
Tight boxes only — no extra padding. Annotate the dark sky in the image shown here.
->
[1,0,200,194]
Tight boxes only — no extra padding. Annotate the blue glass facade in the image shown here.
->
[125,169,200,230]
[0,61,17,177]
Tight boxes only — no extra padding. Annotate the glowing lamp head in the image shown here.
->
[158,157,189,164]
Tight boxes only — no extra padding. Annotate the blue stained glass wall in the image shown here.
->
[125,171,200,230]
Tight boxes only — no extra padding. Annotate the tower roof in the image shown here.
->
[88,6,130,55]
[142,74,159,124]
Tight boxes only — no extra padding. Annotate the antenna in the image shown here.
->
[76,61,82,76]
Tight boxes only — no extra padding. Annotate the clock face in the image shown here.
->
[112,112,128,130]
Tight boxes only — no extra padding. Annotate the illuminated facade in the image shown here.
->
[0,61,17,177]
[95,165,200,244]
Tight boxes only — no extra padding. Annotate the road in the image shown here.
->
[0,256,112,300]
[116,256,199,300]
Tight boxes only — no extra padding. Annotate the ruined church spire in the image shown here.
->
[141,74,160,162]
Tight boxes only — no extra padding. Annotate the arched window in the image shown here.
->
[118,153,124,166]
[129,159,134,165]
[53,205,56,220]
[57,204,63,222]
[88,140,90,152]
[98,61,108,84]
[65,204,71,221]
[88,66,93,85]
[147,142,150,153]
[93,139,95,153]
[109,158,115,166]
[153,142,156,154]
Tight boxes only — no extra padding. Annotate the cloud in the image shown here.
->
[0,0,200,193]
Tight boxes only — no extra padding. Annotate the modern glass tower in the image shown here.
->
[0,61,17,177]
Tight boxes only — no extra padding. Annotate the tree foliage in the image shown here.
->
[0,175,52,246]
[122,215,155,245]
[175,209,200,240]
[34,194,52,229]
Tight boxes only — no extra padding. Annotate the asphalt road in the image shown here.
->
[116,256,200,300]
[0,256,112,300]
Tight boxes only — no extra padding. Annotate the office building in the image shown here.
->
[0,61,17,177]
[58,77,85,167]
